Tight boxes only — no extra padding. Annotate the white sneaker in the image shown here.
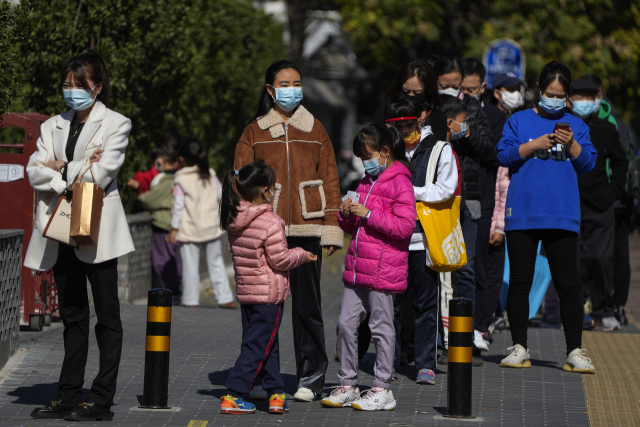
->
[320,386,360,408]
[351,388,396,411]
[473,330,489,352]
[499,344,531,368]
[293,387,316,402]
[600,316,621,332]
[249,384,268,400]
[563,348,595,374]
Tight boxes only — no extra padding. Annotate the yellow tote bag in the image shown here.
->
[416,141,467,272]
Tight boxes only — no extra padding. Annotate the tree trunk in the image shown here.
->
[286,0,306,68]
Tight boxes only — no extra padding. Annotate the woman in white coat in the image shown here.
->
[26,51,134,422]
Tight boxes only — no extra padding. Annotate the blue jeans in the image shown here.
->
[456,208,478,327]
[394,250,440,370]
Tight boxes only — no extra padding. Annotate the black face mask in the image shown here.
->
[400,91,427,105]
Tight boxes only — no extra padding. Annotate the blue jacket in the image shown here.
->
[496,109,597,233]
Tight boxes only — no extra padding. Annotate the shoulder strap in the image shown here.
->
[425,141,450,186]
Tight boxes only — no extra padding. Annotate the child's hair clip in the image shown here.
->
[234,169,239,176]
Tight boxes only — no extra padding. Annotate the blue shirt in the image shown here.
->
[496,109,597,233]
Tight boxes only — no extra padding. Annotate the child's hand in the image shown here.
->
[166,229,178,244]
[127,178,141,191]
[340,199,352,217]
[350,203,370,219]
[489,232,504,247]
[305,251,318,263]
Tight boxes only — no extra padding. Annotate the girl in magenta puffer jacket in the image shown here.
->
[321,124,416,411]
[218,162,316,415]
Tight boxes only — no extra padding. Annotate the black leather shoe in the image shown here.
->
[615,306,629,325]
[31,400,78,419]
[63,402,113,421]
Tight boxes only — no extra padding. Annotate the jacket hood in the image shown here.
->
[598,99,612,119]
[367,161,411,183]
[174,165,201,176]
[228,200,272,231]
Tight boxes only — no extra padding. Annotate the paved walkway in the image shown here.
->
[1,237,639,426]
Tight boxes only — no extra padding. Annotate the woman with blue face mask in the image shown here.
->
[234,60,343,402]
[495,61,598,374]
[26,50,134,421]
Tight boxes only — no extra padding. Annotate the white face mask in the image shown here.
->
[500,90,524,111]
[438,88,461,97]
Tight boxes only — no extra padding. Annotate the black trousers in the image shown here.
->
[394,251,440,370]
[474,217,506,332]
[613,207,632,307]
[506,229,582,355]
[578,204,615,318]
[226,303,284,396]
[52,245,123,409]
[287,237,327,394]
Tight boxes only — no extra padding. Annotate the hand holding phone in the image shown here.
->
[553,122,574,146]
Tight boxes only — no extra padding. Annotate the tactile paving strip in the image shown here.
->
[582,331,640,427]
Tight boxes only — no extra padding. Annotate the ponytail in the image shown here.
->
[353,123,413,173]
[178,137,210,182]
[219,162,277,231]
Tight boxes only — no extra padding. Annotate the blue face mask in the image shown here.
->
[451,120,467,141]
[363,155,388,177]
[572,99,595,119]
[592,97,602,113]
[272,87,303,112]
[538,93,566,114]
[63,86,96,111]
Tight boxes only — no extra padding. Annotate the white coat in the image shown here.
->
[24,100,135,270]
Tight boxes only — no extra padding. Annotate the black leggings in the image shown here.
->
[506,229,582,355]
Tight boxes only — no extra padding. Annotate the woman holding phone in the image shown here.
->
[495,61,597,374]
[25,51,134,421]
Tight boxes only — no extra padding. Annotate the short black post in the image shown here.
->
[447,293,473,418]
[141,288,172,408]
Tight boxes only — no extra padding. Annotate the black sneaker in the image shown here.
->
[63,402,113,421]
[31,400,78,419]
[615,306,629,326]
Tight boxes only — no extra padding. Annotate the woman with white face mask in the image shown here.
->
[491,72,527,116]
[26,50,134,422]
[234,60,343,402]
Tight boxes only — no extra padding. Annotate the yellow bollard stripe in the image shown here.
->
[146,335,170,352]
[448,346,472,363]
[449,316,472,333]
[147,306,172,323]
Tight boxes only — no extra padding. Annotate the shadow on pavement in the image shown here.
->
[6,383,90,406]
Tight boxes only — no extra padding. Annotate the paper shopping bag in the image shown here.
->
[43,194,79,248]
[70,166,104,246]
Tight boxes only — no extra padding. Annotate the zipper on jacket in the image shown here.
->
[285,123,291,230]
[353,176,377,285]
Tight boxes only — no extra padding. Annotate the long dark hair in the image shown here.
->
[353,123,413,173]
[383,60,442,109]
[178,137,210,181]
[219,162,277,231]
[538,60,572,98]
[60,50,110,105]
[252,60,302,121]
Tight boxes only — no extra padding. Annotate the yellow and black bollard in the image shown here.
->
[142,288,172,408]
[447,293,473,418]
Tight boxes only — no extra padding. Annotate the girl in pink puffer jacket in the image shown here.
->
[321,124,415,411]
[218,162,315,415]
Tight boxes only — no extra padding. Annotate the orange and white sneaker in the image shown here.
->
[220,395,256,414]
[268,393,290,414]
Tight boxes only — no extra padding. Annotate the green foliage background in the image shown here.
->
[0,0,32,118]
[8,0,286,210]
[338,0,640,124]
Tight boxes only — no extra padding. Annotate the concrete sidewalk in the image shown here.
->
[1,237,639,426]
